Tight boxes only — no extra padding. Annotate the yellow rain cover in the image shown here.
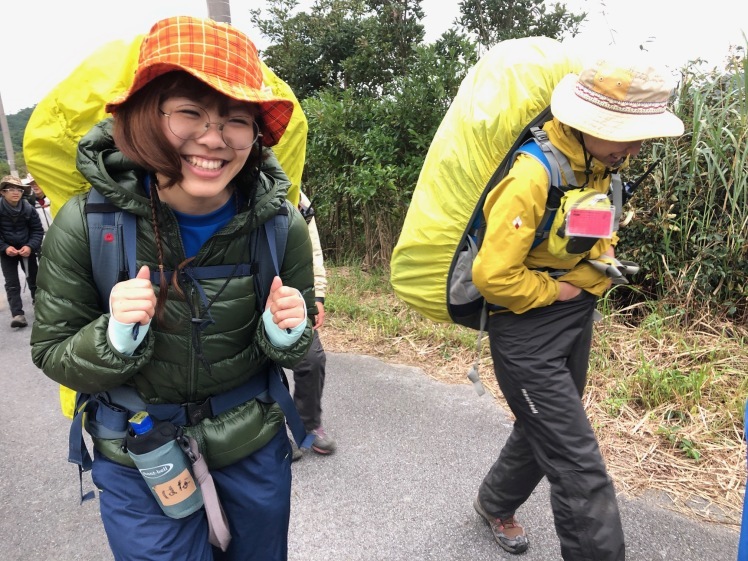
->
[390,37,581,323]
[23,35,307,419]
[24,36,307,214]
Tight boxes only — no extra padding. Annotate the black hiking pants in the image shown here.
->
[292,330,327,431]
[478,291,625,561]
[1,251,37,317]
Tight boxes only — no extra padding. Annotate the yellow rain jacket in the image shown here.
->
[23,35,308,419]
[473,118,619,315]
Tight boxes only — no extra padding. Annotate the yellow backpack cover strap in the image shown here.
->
[390,36,581,324]
[24,36,307,419]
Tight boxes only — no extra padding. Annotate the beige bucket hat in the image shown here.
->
[551,59,685,142]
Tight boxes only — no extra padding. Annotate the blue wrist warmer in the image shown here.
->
[107,315,150,355]
[262,308,306,348]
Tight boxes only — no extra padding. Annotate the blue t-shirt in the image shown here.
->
[172,195,237,258]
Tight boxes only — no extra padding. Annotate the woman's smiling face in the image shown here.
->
[155,94,258,214]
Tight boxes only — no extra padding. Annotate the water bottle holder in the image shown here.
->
[126,423,204,519]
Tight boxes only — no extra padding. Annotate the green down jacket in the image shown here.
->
[30,119,315,469]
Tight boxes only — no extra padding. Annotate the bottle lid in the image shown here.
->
[129,411,153,435]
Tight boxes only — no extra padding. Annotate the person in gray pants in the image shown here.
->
[471,55,684,559]
[291,192,336,459]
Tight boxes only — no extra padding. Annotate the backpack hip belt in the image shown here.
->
[70,364,314,474]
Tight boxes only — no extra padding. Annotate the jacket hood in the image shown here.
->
[75,118,286,224]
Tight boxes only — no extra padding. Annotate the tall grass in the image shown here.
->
[618,45,748,320]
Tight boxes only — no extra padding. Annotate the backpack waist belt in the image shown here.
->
[69,365,314,473]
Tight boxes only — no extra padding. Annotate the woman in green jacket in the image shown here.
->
[30,16,314,561]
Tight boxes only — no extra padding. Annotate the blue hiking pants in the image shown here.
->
[92,428,292,561]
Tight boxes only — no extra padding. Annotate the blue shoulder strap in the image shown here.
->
[85,187,137,312]
[513,140,557,249]
[254,201,289,303]
[253,202,314,449]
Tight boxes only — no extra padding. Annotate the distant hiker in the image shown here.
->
[0,175,43,328]
[22,174,52,231]
[472,56,684,560]
[290,191,337,460]
[30,15,315,561]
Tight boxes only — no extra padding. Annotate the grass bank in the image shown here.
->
[321,265,747,527]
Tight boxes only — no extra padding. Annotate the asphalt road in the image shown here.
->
[0,284,740,560]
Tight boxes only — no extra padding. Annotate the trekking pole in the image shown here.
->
[22,255,30,293]
[466,304,487,396]
[39,201,51,228]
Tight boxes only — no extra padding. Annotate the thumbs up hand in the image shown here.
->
[110,265,157,325]
[265,276,306,330]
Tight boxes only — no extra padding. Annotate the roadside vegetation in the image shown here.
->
[282,2,746,527]
[322,265,747,527]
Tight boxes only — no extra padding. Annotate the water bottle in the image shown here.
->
[126,411,204,519]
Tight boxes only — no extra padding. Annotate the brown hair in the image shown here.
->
[110,71,264,324]
[111,71,264,188]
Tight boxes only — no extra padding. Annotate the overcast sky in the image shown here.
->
[1,0,746,115]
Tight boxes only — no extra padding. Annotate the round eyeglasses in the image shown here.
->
[159,104,261,150]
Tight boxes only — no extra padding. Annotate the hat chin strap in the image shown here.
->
[577,132,593,188]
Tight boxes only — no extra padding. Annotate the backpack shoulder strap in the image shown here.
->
[522,128,623,234]
[513,128,579,249]
[252,201,290,306]
[523,127,578,189]
[250,201,314,449]
[85,187,137,312]
[514,137,555,186]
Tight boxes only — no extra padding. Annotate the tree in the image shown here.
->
[251,0,425,100]
[303,36,475,266]
[457,0,585,50]
[251,0,585,268]
[253,0,433,266]
[0,107,33,175]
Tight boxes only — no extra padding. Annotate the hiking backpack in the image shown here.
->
[390,36,584,330]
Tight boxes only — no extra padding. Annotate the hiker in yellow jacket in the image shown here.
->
[471,57,684,559]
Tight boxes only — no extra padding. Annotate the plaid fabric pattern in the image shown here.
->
[107,16,293,146]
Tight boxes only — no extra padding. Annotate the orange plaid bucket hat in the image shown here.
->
[106,16,293,146]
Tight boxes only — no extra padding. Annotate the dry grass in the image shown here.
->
[322,267,747,528]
